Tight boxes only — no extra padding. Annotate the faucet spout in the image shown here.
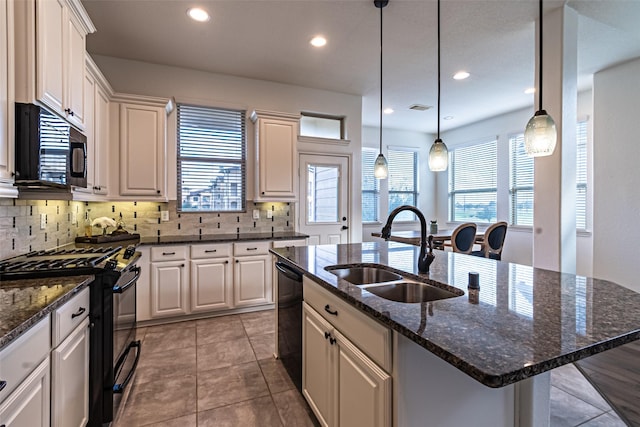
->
[381,205,435,274]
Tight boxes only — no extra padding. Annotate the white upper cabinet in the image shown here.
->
[36,0,95,130]
[0,0,17,197]
[250,110,299,201]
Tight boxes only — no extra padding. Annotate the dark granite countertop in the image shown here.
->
[271,242,640,388]
[139,231,308,246]
[0,275,94,350]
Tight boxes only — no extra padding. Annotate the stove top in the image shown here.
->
[0,244,138,280]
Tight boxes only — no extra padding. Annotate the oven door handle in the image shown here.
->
[113,340,141,394]
[113,266,141,294]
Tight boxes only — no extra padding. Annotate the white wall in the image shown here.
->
[361,126,436,242]
[592,57,640,291]
[92,55,364,241]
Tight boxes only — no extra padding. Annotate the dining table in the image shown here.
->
[370,227,485,248]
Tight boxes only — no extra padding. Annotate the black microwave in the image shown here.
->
[14,102,87,189]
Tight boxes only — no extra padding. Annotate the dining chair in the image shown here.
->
[450,223,477,254]
[471,221,508,260]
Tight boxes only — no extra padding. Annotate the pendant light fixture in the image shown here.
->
[524,0,557,157]
[428,0,448,172]
[373,0,389,179]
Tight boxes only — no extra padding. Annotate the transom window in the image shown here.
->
[300,113,345,139]
[448,139,498,223]
[388,149,418,222]
[177,104,246,212]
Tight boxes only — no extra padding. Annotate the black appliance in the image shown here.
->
[0,243,141,426]
[14,102,87,189]
[275,261,304,392]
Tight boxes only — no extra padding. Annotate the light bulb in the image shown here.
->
[524,110,557,157]
[429,139,448,171]
[374,154,388,179]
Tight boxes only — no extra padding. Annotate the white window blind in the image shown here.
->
[509,133,533,226]
[362,148,380,222]
[388,149,418,222]
[177,104,246,212]
[448,140,497,223]
[576,121,588,229]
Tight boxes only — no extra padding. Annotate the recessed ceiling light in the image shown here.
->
[310,36,327,47]
[524,87,536,94]
[443,116,454,120]
[453,71,470,80]
[384,108,394,114]
[187,7,210,22]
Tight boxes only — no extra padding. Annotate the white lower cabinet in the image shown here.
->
[0,357,50,427]
[150,260,189,318]
[234,255,271,307]
[51,318,90,427]
[302,278,392,427]
[191,258,232,312]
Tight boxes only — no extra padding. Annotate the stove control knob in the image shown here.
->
[105,259,118,270]
[124,246,136,259]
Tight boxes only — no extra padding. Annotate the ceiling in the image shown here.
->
[81,0,640,133]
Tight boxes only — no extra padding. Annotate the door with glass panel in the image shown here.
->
[298,154,349,245]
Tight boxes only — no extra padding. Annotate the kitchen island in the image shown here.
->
[271,241,640,426]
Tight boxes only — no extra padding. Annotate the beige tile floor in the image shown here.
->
[115,310,317,427]
[117,309,626,427]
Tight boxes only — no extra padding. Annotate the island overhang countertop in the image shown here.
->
[271,241,640,388]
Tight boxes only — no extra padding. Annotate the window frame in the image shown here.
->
[176,103,247,213]
[300,112,346,140]
[448,138,498,224]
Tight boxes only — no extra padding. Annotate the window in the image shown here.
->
[576,120,588,229]
[509,133,534,226]
[362,148,380,222]
[306,164,339,223]
[448,139,497,223]
[388,149,418,221]
[177,104,246,212]
[300,113,344,139]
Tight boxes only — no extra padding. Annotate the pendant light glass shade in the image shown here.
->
[524,110,557,157]
[525,0,557,157]
[374,153,389,179]
[428,138,448,172]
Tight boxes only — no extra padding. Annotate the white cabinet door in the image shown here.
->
[302,303,335,427]
[336,330,391,427]
[51,319,89,427]
[65,10,85,129]
[233,254,271,307]
[36,0,65,114]
[0,357,50,427]
[0,0,15,194]
[251,110,299,201]
[93,83,109,194]
[191,257,233,312]
[150,260,188,317]
[119,103,166,197]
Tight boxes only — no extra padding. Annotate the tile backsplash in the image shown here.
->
[0,199,294,259]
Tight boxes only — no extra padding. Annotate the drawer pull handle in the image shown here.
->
[246,247,258,251]
[324,305,338,316]
[163,252,176,256]
[71,307,86,319]
[0,380,6,391]
[205,249,217,253]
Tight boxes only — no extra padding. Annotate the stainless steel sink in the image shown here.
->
[364,281,463,303]
[326,264,464,303]
[327,266,402,285]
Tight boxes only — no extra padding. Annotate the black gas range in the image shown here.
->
[0,242,142,426]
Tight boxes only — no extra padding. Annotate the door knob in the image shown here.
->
[341,226,349,230]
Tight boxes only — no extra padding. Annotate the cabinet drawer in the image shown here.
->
[272,239,308,249]
[191,243,231,259]
[52,287,90,347]
[0,315,51,403]
[303,277,392,372]
[233,241,270,256]
[151,245,187,261]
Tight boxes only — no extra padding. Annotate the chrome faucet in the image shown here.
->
[380,205,435,274]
